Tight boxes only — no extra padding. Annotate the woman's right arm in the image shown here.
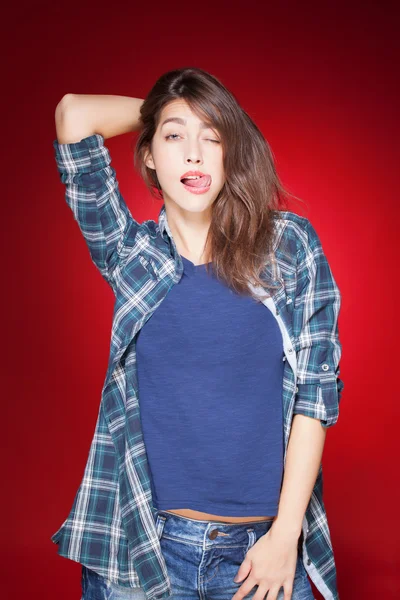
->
[53,94,145,291]
[55,93,144,142]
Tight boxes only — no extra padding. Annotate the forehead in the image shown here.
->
[159,99,211,128]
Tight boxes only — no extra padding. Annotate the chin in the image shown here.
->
[167,192,217,212]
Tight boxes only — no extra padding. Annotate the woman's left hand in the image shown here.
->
[231,524,299,600]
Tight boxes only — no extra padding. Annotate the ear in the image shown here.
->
[144,147,155,171]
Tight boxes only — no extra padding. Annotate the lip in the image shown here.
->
[180,170,209,180]
[180,170,212,194]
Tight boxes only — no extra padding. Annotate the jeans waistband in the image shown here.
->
[156,510,277,547]
[156,510,304,551]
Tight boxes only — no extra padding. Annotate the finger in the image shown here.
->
[233,575,258,599]
[233,557,252,584]
[252,582,269,600]
[283,582,294,600]
[266,584,287,600]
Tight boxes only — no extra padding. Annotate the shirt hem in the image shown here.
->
[155,499,278,516]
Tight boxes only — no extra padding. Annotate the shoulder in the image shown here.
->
[273,209,315,235]
[272,210,317,261]
[139,210,321,264]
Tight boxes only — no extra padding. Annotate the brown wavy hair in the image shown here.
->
[133,66,303,301]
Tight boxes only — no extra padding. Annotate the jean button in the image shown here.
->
[208,529,219,540]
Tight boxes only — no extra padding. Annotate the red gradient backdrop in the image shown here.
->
[3,1,399,599]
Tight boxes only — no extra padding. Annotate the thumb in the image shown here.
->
[233,555,252,583]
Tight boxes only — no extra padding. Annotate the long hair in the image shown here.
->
[133,66,302,301]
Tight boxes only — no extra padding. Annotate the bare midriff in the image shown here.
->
[164,508,276,523]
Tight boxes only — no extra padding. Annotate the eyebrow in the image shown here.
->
[160,117,213,129]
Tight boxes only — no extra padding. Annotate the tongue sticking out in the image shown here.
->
[181,175,211,188]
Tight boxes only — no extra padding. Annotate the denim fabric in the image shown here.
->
[81,510,315,599]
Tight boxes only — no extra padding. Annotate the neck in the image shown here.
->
[165,202,212,264]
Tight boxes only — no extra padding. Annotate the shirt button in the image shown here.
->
[295,386,299,393]
[288,348,293,353]
[321,364,330,371]
[307,558,311,565]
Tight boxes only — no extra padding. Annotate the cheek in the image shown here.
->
[156,146,181,170]
[215,164,226,187]
[152,153,177,183]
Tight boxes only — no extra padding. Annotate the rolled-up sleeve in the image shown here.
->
[53,133,140,291]
[292,219,344,428]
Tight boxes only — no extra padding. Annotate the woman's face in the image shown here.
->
[145,99,225,214]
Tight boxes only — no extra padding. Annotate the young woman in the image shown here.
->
[52,67,344,600]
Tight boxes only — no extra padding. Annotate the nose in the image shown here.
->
[184,141,203,165]
[185,154,202,164]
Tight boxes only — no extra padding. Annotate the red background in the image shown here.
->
[3,1,399,598]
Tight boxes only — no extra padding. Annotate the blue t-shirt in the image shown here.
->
[136,255,285,516]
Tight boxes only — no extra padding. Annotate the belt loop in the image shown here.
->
[246,528,256,553]
[156,513,167,540]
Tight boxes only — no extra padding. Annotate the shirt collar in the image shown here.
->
[158,202,280,294]
[158,203,170,240]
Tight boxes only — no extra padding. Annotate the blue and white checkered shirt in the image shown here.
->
[51,132,344,600]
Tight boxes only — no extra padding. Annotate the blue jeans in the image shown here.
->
[81,510,315,599]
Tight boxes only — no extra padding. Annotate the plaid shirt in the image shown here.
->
[51,133,344,600]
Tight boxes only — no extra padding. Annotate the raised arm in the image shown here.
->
[53,94,145,291]
[55,93,145,142]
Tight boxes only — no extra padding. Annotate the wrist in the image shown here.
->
[270,517,302,540]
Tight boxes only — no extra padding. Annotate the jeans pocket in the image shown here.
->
[81,565,110,599]
[292,555,315,600]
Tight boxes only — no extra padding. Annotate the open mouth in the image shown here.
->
[180,174,212,188]
[180,175,212,195]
